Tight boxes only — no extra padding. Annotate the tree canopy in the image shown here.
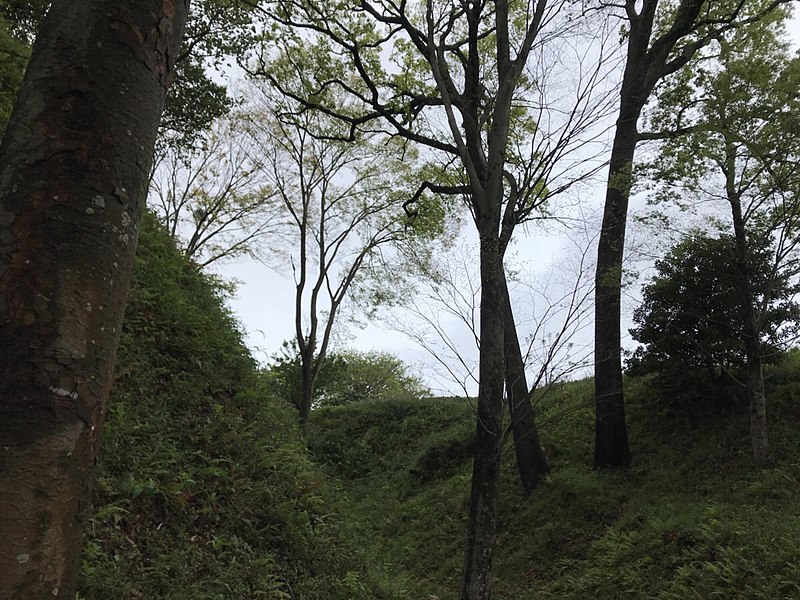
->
[629,232,800,387]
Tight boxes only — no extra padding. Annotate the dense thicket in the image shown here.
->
[78,214,382,599]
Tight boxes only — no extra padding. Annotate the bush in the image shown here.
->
[628,232,799,404]
[411,421,475,482]
[262,345,430,410]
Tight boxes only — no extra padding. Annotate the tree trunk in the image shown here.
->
[728,182,768,467]
[298,356,314,436]
[593,113,638,468]
[501,270,549,490]
[744,336,768,466]
[0,1,187,598]
[593,0,719,468]
[460,225,505,600]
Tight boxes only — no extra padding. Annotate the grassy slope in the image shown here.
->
[72,212,800,599]
[310,367,800,599]
[78,214,383,600]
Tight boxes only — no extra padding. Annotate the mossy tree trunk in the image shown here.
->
[0,1,187,597]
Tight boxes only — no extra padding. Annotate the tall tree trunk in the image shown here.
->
[743,328,767,466]
[460,224,505,600]
[0,1,187,598]
[592,0,711,469]
[728,177,768,467]
[593,113,638,468]
[745,343,767,466]
[501,270,549,490]
[298,355,314,436]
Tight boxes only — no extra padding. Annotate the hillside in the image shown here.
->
[310,371,800,599]
[77,214,384,600]
[73,214,800,599]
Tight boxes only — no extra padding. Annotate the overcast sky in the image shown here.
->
[214,14,800,397]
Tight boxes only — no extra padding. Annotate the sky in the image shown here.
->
[213,11,800,397]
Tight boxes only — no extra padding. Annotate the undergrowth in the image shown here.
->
[76,212,800,599]
[78,213,382,600]
[310,357,800,599]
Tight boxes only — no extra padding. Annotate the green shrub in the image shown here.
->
[628,232,799,408]
[411,421,475,482]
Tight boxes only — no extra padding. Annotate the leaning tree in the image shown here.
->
[0,1,187,597]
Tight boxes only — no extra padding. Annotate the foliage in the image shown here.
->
[68,213,800,600]
[411,419,475,483]
[642,7,800,287]
[0,0,261,150]
[308,397,476,596]
[150,110,280,268]
[640,5,800,465]
[160,57,232,153]
[78,213,383,600]
[627,232,800,400]
[647,6,800,195]
[0,1,41,135]
[260,338,324,413]
[0,0,47,42]
[263,342,429,411]
[157,0,262,151]
[316,350,430,407]
[306,358,800,599]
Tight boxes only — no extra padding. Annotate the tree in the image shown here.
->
[256,2,615,592]
[0,0,49,42]
[592,0,789,468]
[264,344,429,409]
[157,0,263,152]
[245,83,418,434]
[322,350,430,406]
[0,0,187,597]
[643,10,800,465]
[0,0,261,152]
[0,11,31,134]
[629,232,800,395]
[150,110,281,268]
[389,228,595,489]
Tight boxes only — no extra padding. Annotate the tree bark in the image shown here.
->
[460,219,505,600]
[0,1,187,597]
[593,110,638,468]
[728,171,768,467]
[298,352,315,436]
[592,0,659,468]
[744,333,768,466]
[501,270,549,490]
[593,0,712,468]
